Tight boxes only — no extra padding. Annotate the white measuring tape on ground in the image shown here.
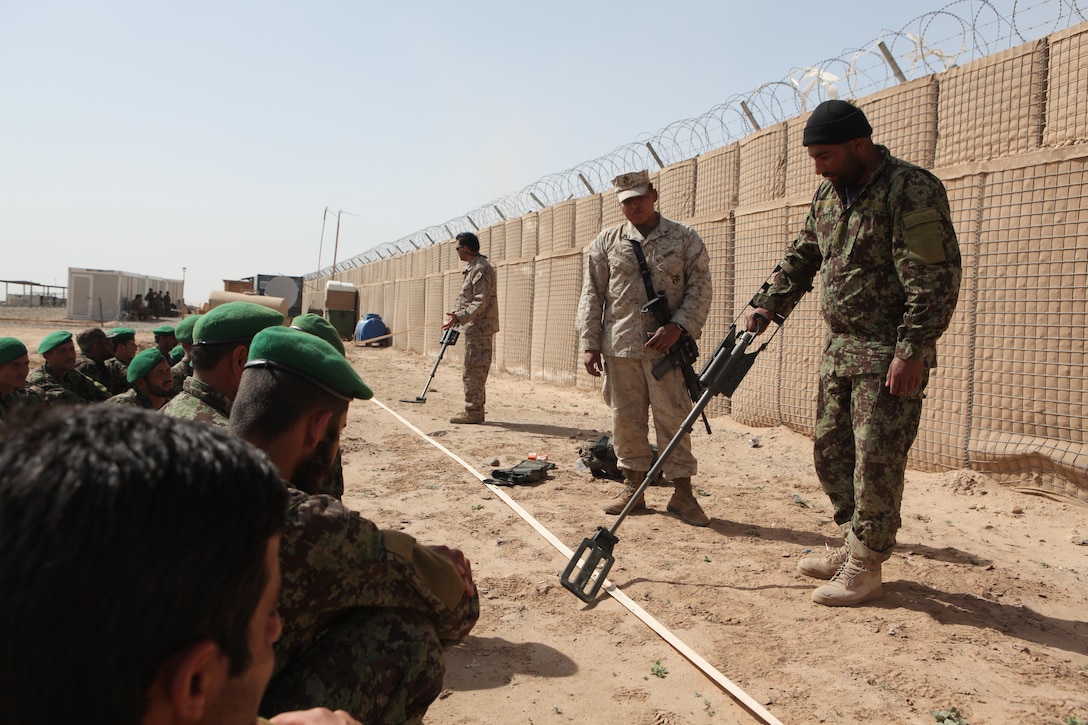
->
[370,397,785,725]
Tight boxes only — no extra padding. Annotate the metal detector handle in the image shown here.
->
[439,327,460,346]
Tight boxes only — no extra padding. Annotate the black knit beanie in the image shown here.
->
[803,100,873,146]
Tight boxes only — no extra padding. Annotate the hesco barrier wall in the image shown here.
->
[308,22,1088,502]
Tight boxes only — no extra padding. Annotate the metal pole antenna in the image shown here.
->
[331,209,359,280]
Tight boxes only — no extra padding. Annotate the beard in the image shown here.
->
[290,428,340,495]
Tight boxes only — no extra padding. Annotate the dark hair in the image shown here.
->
[190,341,242,371]
[0,406,287,725]
[231,366,349,442]
[456,231,480,253]
[75,327,106,352]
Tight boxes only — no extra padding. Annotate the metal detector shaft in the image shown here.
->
[404,327,459,403]
[561,327,760,602]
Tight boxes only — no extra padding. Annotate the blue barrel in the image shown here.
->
[355,313,390,345]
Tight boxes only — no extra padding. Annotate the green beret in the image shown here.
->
[152,325,176,337]
[107,327,136,342]
[174,315,202,344]
[290,313,346,356]
[0,338,28,366]
[169,345,184,364]
[245,327,372,400]
[194,302,284,345]
[39,331,73,354]
[127,348,167,383]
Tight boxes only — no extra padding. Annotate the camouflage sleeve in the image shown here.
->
[891,169,962,361]
[26,371,85,407]
[280,491,479,645]
[671,227,713,339]
[576,233,608,351]
[751,204,823,315]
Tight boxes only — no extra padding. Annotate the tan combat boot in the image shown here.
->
[811,531,888,606]
[449,410,484,424]
[603,471,647,515]
[798,542,850,579]
[666,477,710,527]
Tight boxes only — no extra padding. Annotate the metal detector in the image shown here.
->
[561,319,773,602]
[400,327,459,403]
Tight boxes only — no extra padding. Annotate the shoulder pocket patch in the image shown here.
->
[903,208,946,264]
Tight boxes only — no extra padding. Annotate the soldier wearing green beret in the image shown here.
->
[169,314,202,394]
[152,325,177,362]
[107,348,175,410]
[291,313,346,355]
[161,302,284,428]
[230,327,479,725]
[103,327,138,394]
[26,331,112,405]
[290,313,348,499]
[73,327,115,391]
[0,338,46,421]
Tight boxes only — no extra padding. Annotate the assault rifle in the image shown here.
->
[643,292,711,434]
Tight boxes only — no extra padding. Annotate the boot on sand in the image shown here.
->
[603,471,647,515]
[811,531,890,606]
[449,410,484,424]
[798,522,852,579]
[666,477,710,527]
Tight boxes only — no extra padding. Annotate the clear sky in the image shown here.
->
[0,0,1046,306]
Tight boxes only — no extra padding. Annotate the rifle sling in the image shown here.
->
[628,239,669,327]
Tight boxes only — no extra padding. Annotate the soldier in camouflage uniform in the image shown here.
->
[161,302,283,428]
[577,170,714,527]
[230,327,479,725]
[169,314,201,395]
[290,313,348,499]
[749,100,961,606]
[0,338,46,421]
[26,331,112,405]
[444,231,499,424]
[107,347,175,410]
[104,327,138,394]
[73,327,114,390]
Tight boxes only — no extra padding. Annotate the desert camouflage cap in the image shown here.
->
[290,313,346,356]
[127,348,167,383]
[245,326,372,401]
[0,338,27,366]
[173,315,202,345]
[39,331,73,354]
[194,302,284,346]
[613,170,651,202]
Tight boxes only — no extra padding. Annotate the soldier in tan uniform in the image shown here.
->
[577,170,713,527]
[444,231,499,424]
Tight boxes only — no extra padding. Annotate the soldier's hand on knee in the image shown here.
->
[428,544,476,597]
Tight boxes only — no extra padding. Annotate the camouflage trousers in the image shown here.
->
[260,607,444,725]
[601,355,697,478]
[813,369,929,554]
[461,331,493,415]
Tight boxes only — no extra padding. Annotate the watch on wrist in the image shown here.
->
[671,322,687,334]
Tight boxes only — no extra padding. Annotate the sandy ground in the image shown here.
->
[4,309,1087,725]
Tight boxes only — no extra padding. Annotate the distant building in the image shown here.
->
[67,268,183,321]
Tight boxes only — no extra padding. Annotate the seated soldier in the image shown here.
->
[161,302,283,428]
[74,327,114,389]
[0,337,45,421]
[0,405,361,725]
[229,327,479,725]
[27,331,112,405]
[104,327,138,394]
[107,348,175,410]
